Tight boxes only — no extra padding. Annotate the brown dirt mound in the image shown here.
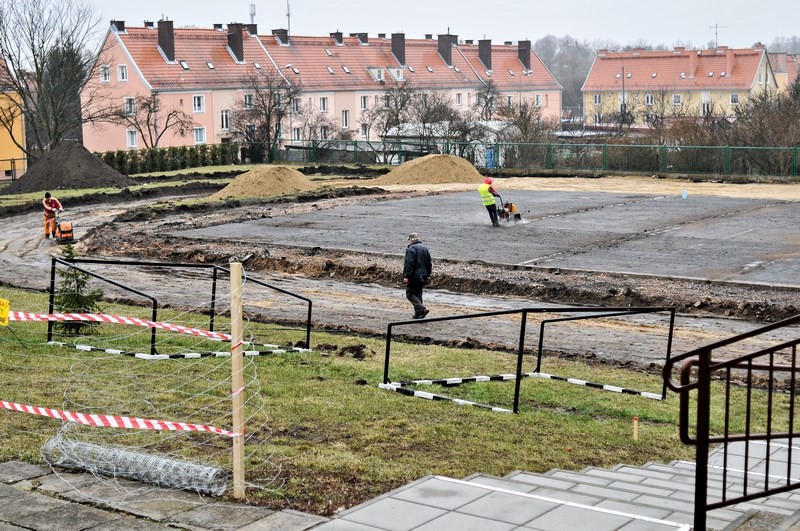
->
[211,165,316,199]
[4,141,136,194]
[372,154,483,185]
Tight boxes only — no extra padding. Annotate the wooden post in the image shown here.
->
[633,416,639,442]
[230,262,245,499]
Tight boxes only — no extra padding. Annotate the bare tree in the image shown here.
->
[0,0,111,159]
[495,98,558,143]
[358,82,416,163]
[474,80,499,120]
[105,93,195,148]
[229,69,301,163]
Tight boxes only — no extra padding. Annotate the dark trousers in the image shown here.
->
[406,284,426,316]
[486,204,499,226]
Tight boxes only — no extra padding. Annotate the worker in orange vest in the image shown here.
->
[42,191,63,239]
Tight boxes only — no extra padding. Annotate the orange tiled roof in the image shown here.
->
[113,24,560,94]
[583,46,768,92]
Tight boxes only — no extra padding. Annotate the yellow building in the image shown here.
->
[0,58,26,179]
[582,45,777,130]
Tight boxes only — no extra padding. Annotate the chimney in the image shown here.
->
[228,23,244,62]
[392,33,406,65]
[245,24,257,35]
[688,49,698,77]
[272,28,289,45]
[144,20,155,29]
[725,48,735,75]
[330,31,343,45]
[357,32,368,44]
[518,40,531,70]
[479,39,492,70]
[157,19,174,62]
[111,20,125,32]
[438,34,455,66]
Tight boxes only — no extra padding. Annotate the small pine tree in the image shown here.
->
[53,245,103,336]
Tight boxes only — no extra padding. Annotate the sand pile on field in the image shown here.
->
[4,141,135,194]
[211,165,316,199]
[372,154,483,185]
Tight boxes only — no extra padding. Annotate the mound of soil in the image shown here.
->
[211,165,316,199]
[373,154,483,185]
[4,141,136,194]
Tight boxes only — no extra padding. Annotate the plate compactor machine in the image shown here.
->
[496,195,528,223]
[53,210,75,244]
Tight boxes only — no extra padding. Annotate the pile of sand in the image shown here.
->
[211,165,316,199]
[4,141,136,194]
[372,154,484,185]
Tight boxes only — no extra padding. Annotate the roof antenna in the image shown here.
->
[249,3,255,24]
[286,1,291,35]
[709,20,728,48]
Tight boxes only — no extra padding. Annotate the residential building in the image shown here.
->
[0,57,26,178]
[769,52,798,93]
[81,20,561,153]
[582,45,777,130]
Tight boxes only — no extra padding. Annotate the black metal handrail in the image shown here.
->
[385,306,675,413]
[663,313,800,530]
[50,258,314,352]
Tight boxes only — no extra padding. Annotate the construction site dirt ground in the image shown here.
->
[2,173,800,373]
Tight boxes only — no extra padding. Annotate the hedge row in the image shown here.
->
[97,143,241,175]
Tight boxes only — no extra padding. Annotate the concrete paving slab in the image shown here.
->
[0,490,70,522]
[167,502,274,529]
[520,503,634,530]
[413,510,517,530]
[12,502,122,531]
[332,497,447,530]
[0,461,49,484]
[238,508,328,530]
[390,476,490,510]
[454,490,560,525]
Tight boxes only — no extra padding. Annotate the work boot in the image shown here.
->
[419,309,429,319]
[45,234,50,239]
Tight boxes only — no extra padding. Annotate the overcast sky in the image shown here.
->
[89,0,795,50]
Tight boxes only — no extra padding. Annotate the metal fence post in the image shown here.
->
[661,145,668,173]
[792,147,798,176]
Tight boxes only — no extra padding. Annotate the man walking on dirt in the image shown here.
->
[403,233,432,319]
[478,177,500,227]
[42,192,63,239]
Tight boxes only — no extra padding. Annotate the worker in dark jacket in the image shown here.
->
[403,233,432,319]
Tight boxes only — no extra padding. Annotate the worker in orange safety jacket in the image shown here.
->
[42,191,63,239]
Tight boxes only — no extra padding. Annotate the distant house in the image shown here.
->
[81,20,561,153]
[582,45,777,130]
[0,57,26,178]
[769,52,798,93]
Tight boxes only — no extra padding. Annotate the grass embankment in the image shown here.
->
[0,285,780,515]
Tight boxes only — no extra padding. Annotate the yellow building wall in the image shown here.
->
[0,91,25,178]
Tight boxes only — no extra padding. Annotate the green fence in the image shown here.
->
[99,140,800,178]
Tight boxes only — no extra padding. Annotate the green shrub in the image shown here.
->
[53,245,104,336]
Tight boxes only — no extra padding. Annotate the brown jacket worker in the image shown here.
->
[478,177,500,227]
[403,233,432,319]
[42,192,63,239]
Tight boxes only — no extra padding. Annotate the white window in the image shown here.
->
[593,94,601,105]
[672,94,682,105]
[361,123,368,137]
[341,110,349,129]
[118,65,128,81]
[320,126,329,139]
[534,94,542,107]
[193,95,205,113]
[194,127,206,144]
[123,97,135,115]
[360,96,369,110]
[702,102,712,115]
[100,65,110,82]
[180,60,190,70]
[507,96,513,107]
[730,93,739,105]
[594,112,601,123]
[320,97,328,112]
[292,127,301,140]
[456,93,462,106]
[220,110,230,130]
[291,98,300,112]
[758,72,763,84]
[126,130,137,148]
[244,94,254,109]
[645,94,654,106]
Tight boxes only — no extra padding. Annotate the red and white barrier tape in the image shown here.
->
[1,399,239,438]
[9,312,231,341]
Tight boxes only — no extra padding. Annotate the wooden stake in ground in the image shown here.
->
[230,262,245,499]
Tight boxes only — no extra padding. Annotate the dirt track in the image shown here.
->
[2,174,799,373]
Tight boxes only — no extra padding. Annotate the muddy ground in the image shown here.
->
[3,172,799,377]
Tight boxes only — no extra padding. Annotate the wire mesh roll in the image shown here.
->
[42,436,229,496]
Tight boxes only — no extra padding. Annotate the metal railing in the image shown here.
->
[384,306,676,412]
[663,314,800,530]
[48,258,313,353]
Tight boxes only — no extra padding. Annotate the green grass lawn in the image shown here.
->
[0,285,781,515]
